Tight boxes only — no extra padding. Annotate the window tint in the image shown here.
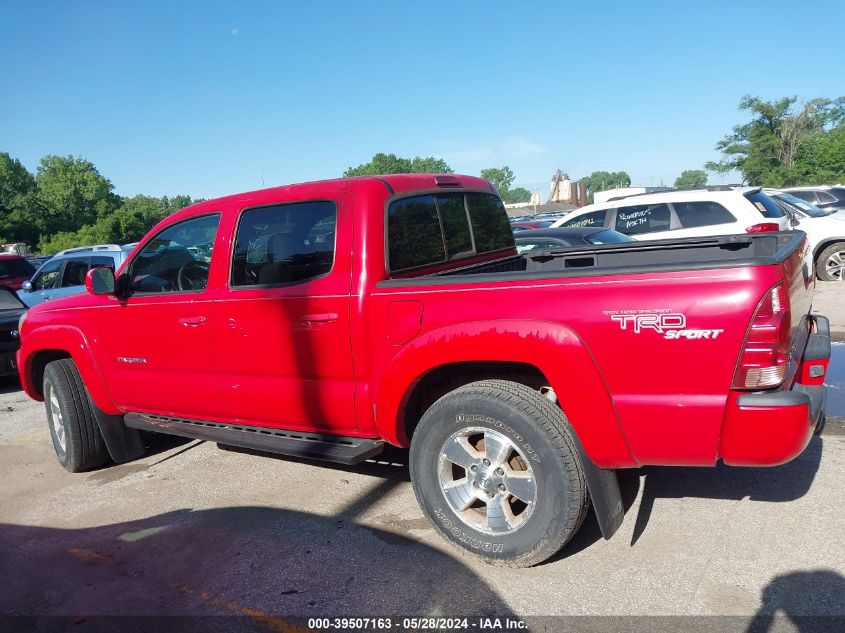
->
[466,193,514,253]
[61,258,89,287]
[437,194,473,257]
[561,210,607,228]
[673,201,736,228]
[387,195,445,271]
[232,201,336,287]
[130,214,220,293]
[816,191,837,204]
[32,259,63,290]
[586,230,634,244]
[829,188,845,203]
[516,239,569,254]
[745,192,785,218]
[0,257,35,279]
[91,256,117,271]
[615,204,671,235]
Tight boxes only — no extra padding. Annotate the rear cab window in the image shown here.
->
[0,257,35,280]
[745,191,785,219]
[387,192,513,273]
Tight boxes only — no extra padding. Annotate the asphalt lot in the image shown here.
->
[1,285,844,632]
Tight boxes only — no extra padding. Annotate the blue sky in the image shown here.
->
[2,1,843,199]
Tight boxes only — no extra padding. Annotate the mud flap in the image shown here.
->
[92,405,146,464]
[572,434,624,539]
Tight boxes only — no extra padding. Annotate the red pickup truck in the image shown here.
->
[17,174,830,567]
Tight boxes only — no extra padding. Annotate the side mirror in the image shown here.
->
[790,214,800,227]
[85,267,115,296]
[21,281,32,292]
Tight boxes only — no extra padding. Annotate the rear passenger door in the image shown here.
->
[46,256,92,302]
[559,209,610,230]
[212,194,356,434]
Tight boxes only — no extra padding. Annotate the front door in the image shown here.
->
[93,213,223,418]
[212,196,356,434]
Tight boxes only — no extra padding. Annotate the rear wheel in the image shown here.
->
[817,243,845,281]
[409,380,587,567]
[43,359,110,472]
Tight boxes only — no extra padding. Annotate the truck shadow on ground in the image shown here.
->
[0,499,515,624]
[630,436,824,546]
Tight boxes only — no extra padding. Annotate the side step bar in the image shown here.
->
[124,413,384,465]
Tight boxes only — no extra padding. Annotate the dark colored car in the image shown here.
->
[0,285,26,376]
[785,187,845,213]
[515,226,634,253]
[0,254,36,291]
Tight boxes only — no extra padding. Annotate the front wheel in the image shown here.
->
[817,243,845,281]
[409,380,588,567]
[43,359,110,472]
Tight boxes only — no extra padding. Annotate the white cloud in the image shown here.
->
[437,136,548,166]
[232,27,240,36]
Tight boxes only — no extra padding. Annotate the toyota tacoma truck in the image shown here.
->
[17,174,830,567]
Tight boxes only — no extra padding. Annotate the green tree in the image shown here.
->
[505,187,532,204]
[674,169,708,189]
[582,170,631,203]
[480,166,515,195]
[343,153,453,177]
[0,152,42,246]
[706,95,845,186]
[36,155,120,234]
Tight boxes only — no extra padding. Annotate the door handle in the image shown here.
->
[178,315,207,326]
[301,313,338,323]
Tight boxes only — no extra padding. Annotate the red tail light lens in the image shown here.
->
[732,284,791,390]
[745,223,780,233]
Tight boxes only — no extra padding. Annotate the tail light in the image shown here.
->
[732,283,791,390]
[746,223,780,233]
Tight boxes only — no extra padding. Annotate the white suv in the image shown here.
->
[550,187,790,241]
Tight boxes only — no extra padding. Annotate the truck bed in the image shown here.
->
[380,232,807,285]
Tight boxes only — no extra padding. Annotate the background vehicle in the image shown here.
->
[0,254,36,291]
[766,189,845,281]
[18,244,133,308]
[17,174,829,567]
[0,286,26,376]
[510,219,556,232]
[550,187,789,239]
[515,227,633,253]
[784,186,845,216]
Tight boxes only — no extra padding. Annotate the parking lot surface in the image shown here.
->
[1,383,844,631]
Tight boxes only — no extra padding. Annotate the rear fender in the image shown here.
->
[377,319,637,468]
[20,324,121,415]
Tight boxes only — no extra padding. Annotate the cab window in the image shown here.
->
[560,210,607,228]
[615,204,671,235]
[129,214,220,293]
[232,201,336,287]
[32,259,63,290]
[60,258,89,287]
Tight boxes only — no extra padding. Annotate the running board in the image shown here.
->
[124,413,384,465]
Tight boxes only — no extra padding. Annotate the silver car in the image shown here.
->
[18,244,133,308]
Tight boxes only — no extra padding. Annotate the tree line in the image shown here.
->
[0,153,199,255]
[2,94,841,254]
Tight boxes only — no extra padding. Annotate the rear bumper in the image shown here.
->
[719,315,829,466]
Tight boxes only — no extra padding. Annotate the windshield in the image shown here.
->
[774,193,830,218]
[587,230,634,244]
[0,257,35,280]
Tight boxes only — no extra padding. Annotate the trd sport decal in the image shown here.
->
[603,309,724,340]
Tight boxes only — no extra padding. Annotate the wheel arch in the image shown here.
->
[20,325,121,415]
[813,237,845,259]
[376,319,637,468]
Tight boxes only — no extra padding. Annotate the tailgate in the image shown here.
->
[783,235,814,387]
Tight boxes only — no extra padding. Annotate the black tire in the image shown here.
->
[43,359,110,472]
[409,379,588,567]
[816,242,845,281]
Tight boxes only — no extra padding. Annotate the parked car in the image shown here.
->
[18,244,132,308]
[510,220,556,232]
[515,227,634,253]
[0,286,27,376]
[765,189,845,281]
[550,187,790,239]
[783,186,845,215]
[0,254,36,291]
[17,174,828,567]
